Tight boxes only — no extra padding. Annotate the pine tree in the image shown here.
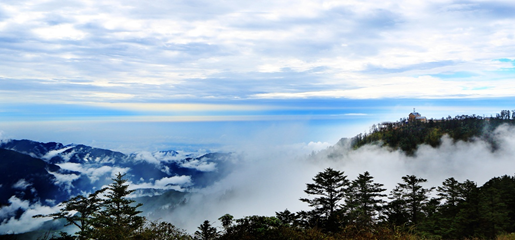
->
[137,221,193,240]
[91,173,145,240]
[477,175,515,238]
[452,180,481,238]
[275,209,296,226]
[34,189,106,240]
[218,214,234,233]
[437,177,463,208]
[345,171,386,228]
[300,168,349,231]
[388,175,433,226]
[433,177,471,238]
[194,220,218,240]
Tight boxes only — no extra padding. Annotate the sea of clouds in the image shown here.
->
[2,124,515,234]
[158,124,515,232]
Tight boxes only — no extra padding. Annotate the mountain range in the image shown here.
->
[0,139,235,234]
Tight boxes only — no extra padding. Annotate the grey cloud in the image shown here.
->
[226,7,402,59]
[438,1,515,19]
[173,70,331,98]
[359,9,401,29]
[364,60,457,74]
[41,13,76,26]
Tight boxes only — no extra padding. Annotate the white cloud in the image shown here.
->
[56,163,129,183]
[155,176,192,188]
[56,162,83,172]
[0,0,514,104]
[33,24,86,40]
[42,146,74,161]
[12,179,31,190]
[0,197,60,234]
[181,159,217,172]
[151,123,515,232]
[48,171,80,192]
[0,196,29,219]
[129,175,192,191]
[132,151,160,164]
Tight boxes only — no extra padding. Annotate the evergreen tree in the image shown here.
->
[34,189,106,240]
[388,175,433,226]
[194,220,218,240]
[136,221,192,240]
[275,209,297,226]
[477,175,515,238]
[218,215,283,240]
[300,168,349,231]
[383,198,410,227]
[437,177,463,208]
[345,171,386,228]
[433,177,472,238]
[218,214,234,233]
[91,173,145,240]
[451,180,481,239]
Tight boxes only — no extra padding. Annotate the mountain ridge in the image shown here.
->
[0,139,236,234]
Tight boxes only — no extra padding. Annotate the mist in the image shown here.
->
[157,123,515,232]
[1,121,514,234]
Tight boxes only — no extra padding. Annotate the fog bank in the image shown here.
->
[161,124,515,232]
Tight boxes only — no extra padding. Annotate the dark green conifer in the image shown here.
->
[91,173,145,240]
[345,171,386,228]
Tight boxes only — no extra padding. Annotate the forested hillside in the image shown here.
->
[351,110,515,154]
[22,170,515,240]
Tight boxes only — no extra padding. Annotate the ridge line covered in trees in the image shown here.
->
[351,109,515,154]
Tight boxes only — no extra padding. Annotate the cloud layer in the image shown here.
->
[1,0,515,107]
[159,123,515,232]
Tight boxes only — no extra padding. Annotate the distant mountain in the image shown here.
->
[0,148,68,206]
[0,139,236,234]
[1,139,129,165]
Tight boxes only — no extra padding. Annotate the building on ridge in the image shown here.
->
[409,108,427,123]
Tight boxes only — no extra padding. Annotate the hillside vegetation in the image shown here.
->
[351,110,515,154]
[24,169,515,240]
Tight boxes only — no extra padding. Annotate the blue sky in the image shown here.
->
[1,0,515,152]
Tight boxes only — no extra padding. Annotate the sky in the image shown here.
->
[1,0,515,152]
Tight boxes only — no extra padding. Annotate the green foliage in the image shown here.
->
[90,173,145,240]
[214,170,515,240]
[34,173,154,240]
[194,220,218,240]
[351,110,515,154]
[300,168,349,232]
[34,189,105,240]
[135,221,192,240]
[345,171,386,229]
[389,175,434,226]
[218,214,234,232]
[275,209,296,226]
[478,175,515,239]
